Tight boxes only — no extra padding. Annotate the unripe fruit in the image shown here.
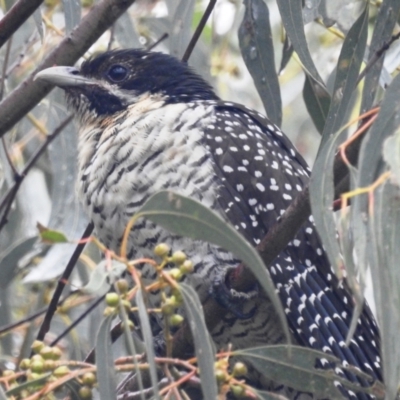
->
[168,268,182,281]
[215,368,227,383]
[30,360,44,373]
[53,366,70,377]
[171,250,186,264]
[180,260,194,274]
[50,347,63,360]
[154,243,170,257]
[106,292,120,307]
[82,372,96,386]
[79,385,93,399]
[19,359,31,370]
[40,346,54,360]
[116,279,129,294]
[169,314,184,326]
[31,340,45,354]
[232,362,248,377]
[230,384,245,398]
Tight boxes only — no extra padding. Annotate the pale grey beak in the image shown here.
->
[35,66,93,87]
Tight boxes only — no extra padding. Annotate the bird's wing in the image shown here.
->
[201,100,381,387]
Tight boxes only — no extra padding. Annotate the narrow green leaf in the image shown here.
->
[252,388,287,400]
[303,74,331,134]
[279,34,294,74]
[0,385,6,400]
[360,0,400,113]
[6,373,52,396]
[383,130,400,185]
[276,0,327,91]
[80,260,126,296]
[135,190,290,342]
[236,345,374,399]
[0,237,37,288]
[135,289,160,400]
[320,3,368,148]
[369,182,400,400]
[62,0,81,34]
[310,128,344,278]
[96,315,117,400]
[180,283,218,400]
[239,0,282,127]
[32,8,43,41]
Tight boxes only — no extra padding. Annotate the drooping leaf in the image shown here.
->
[276,0,327,91]
[360,0,400,113]
[32,8,43,41]
[135,289,160,400]
[310,128,344,278]
[383,130,400,185]
[180,283,218,400]
[279,34,294,74]
[239,0,282,127]
[236,345,375,399]
[62,0,81,34]
[6,373,52,397]
[80,260,126,296]
[134,190,290,342]
[303,74,331,134]
[96,315,117,400]
[320,3,368,148]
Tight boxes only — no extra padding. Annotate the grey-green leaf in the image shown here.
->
[80,260,126,296]
[135,289,160,400]
[135,190,290,342]
[62,0,81,34]
[383,131,400,185]
[320,3,368,148]
[239,0,282,127]
[180,283,218,400]
[96,315,117,400]
[276,0,326,90]
[360,0,400,113]
[303,74,331,134]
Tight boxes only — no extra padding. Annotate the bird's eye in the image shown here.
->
[107,65,128,82]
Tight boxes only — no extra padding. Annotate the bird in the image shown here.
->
[36,49,382,399]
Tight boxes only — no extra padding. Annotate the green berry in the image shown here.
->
[168,267,182,281]
[40,346,54,360]
[169,314,184,326]
[30,360,44,373]
[171,250,186,264]
[50,347,62,360]
[82,372,97,386]
[103,306,115,317]
[20,359,31,370]
[106,292,120,307]
[53,366,70,377]
[121,320,135,331]
[154,243,170,257]
[79,386,93,399]
[232,362,248,377]
[43,360,56,371]
[31,354,44,363]
[230,384,245,398]
[116,279,129,294]
[180,260,194,274]
[31,340,45,354]
[215,368,227,384]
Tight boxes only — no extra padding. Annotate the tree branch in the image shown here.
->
[0,0,137,138]
[0,0,44,49]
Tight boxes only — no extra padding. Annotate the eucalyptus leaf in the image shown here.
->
[320,3,368,148]
[62,0,81,34]
[383,130,400,185]
[135,190,290,342]
[239,0,282,127]
[96,315,117,400]
[80,260,126,296]
[32,8,43,41]
[135,289,160,400]
[180,283,218,400]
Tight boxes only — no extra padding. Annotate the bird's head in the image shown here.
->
[35,49,218,123]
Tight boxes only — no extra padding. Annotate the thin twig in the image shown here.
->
[147,33,169,51]
[0,115,73,231]
[50,295,104,346]
[181,0,217,63]
[34,221,94,346]
[356,31,400,86]
[0,0,44,49]
[0,0,138,138]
